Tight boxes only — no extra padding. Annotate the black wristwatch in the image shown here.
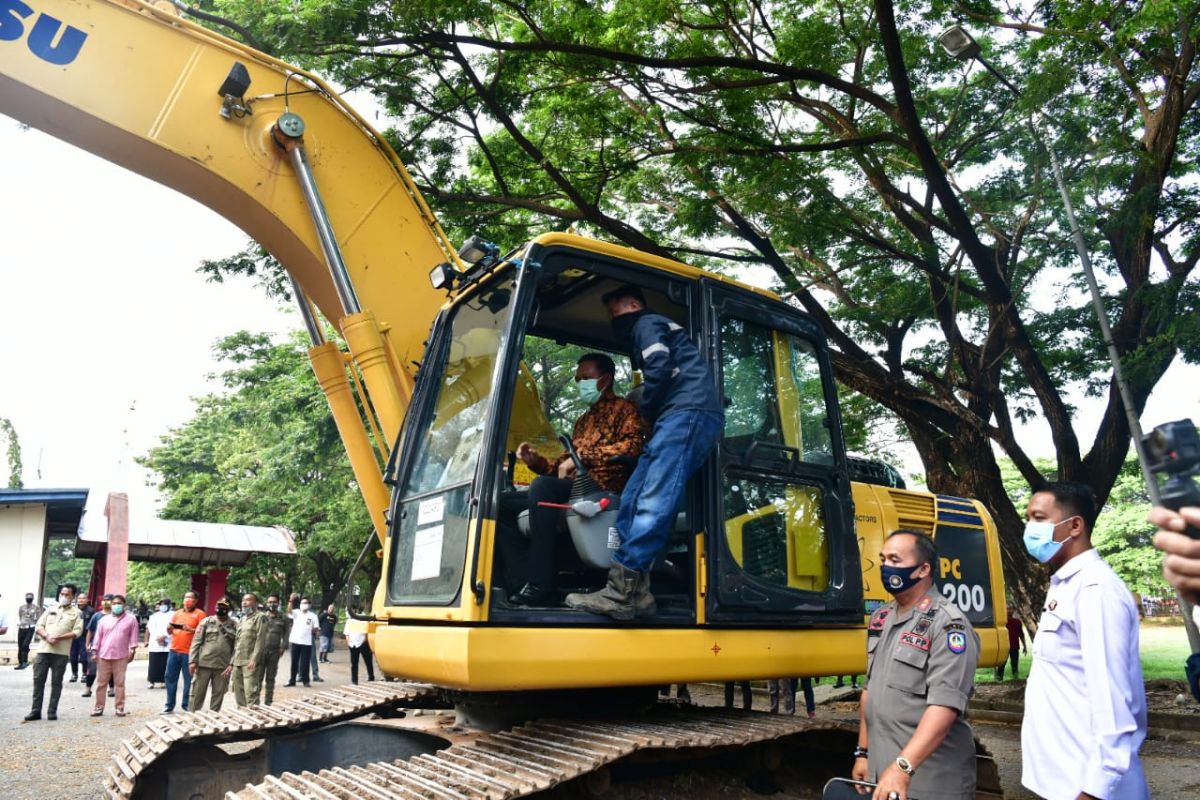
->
[853,746,869,759]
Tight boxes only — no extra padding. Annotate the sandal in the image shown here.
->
[90,709,103,717]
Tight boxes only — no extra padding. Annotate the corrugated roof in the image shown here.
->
[76,518,296,567]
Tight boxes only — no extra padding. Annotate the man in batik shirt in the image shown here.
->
[498,353,645,607]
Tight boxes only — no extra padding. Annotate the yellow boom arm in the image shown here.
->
[1,0,459,540]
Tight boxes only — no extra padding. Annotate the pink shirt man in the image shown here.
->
[92,612,140,660]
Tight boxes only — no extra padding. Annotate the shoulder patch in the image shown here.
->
[943,621,966,632]
[900,631,930,651]
[869,607,891,631]
[946,630,968,654]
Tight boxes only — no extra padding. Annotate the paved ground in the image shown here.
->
[0,649,371,799]
[1,665,1196,800]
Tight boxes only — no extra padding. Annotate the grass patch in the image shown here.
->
[972,622,1192,685]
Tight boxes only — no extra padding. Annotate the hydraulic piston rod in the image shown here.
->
[273,111,362,316]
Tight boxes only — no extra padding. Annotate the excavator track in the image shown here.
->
[103,682,443,799]
[224,706,857,800]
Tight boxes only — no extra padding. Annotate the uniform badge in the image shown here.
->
[900,631,930,651]
[917,596,933,612]
[869,608,890,631]
[912,617,932,637]
[947,631,967,654]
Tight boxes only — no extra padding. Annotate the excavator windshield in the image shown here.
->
[387,269,523,605]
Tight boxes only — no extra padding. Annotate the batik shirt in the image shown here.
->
[544,395,646,492]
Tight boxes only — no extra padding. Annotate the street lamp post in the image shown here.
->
[937,24,1162,504]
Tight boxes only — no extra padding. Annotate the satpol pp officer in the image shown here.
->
[188,597,238,712]
[853,529,979,800]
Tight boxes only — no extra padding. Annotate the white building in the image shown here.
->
[0,488,89,643]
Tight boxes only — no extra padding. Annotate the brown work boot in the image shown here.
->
[565,561,655,621]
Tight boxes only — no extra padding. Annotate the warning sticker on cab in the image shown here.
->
[417,496,445,526]
[411,525,444,581]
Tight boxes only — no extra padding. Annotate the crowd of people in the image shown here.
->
[14,589,375,721]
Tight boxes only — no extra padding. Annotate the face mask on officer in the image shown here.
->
[1023,515,1081,563]
[26,594,34,604]
[610,312,643,344]
[300,602,310,612]
[59,592,72,605]
[160,603,170,613]
[242,601,255,615]
[880,561,929,595]
[267,601,279,612]
[216,605,230,618]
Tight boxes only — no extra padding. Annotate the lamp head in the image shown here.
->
[938,25,981,61]
[218,62,253,119]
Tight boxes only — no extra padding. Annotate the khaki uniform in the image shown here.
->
[260,610,291,705]
[863,587,979,800]
[188,614,237,711]
[29,604,83,716]
[231,611,268,706]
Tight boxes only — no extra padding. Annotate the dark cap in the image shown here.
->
[216,597,233,609]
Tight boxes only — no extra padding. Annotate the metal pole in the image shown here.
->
[971,52,1159,501]
[288,275,326,346]
[1030,123,1160,503]
[273,112,362,316]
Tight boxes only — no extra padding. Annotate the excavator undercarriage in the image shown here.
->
[104,682,1001,800]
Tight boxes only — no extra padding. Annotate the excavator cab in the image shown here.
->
[375,234,867,689]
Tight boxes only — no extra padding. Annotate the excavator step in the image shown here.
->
[224,706,856,800]
[101,682,443,800]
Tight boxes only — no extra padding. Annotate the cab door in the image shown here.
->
[703,284,862,625]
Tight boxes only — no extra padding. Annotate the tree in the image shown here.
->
[140,330,377,609]
[200,0,1199,620]
[0,417,22,489]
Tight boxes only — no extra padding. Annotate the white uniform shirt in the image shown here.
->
[288,610,318,646]
[146,610,173,653]
[1021,549,1148,800]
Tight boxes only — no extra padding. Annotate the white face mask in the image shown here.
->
[160,604,170,613]
[300,602,310,612]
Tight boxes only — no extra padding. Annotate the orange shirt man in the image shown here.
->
[163,591,206,713]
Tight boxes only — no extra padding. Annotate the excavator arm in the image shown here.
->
[1,0,459,540]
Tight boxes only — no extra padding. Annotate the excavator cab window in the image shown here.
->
[704,284,863,625]
[387,272,520,605]
[481,250,701,623]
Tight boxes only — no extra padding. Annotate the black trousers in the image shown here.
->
[995,646,1021,680]
[31,653,68,714]
[289,643,312,685]
[349,643,375,684]
[724,681,752,710]
[17,627,34,665]
[69,637,87,675]
[494,477,573,592]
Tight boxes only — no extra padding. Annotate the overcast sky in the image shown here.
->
[1,116,1196,533]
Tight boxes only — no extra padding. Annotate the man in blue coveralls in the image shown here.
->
[566,285,723,620]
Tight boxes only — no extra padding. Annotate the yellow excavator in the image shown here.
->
[2,1,1008,797]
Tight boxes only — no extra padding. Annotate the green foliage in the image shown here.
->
[139,330,377,607]
[42,538,93,600]
[194,0,1200,615]
[0,417,22,489]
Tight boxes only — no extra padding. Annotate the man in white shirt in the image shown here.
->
[1021,481,1148,800]
[144,599,173,690]
[284,598,320,688]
